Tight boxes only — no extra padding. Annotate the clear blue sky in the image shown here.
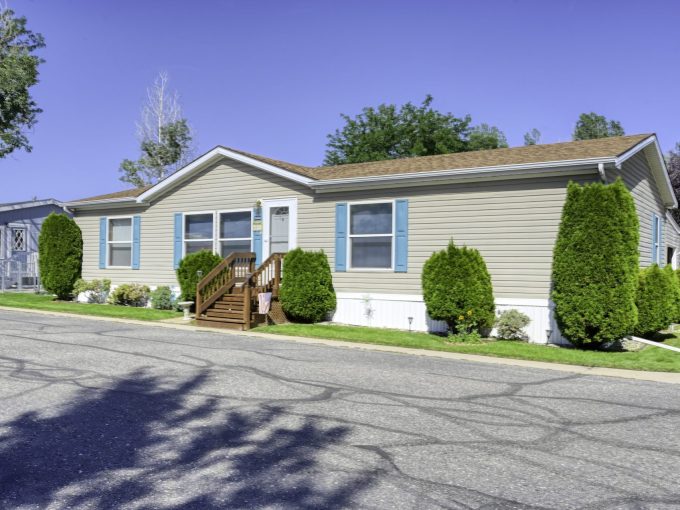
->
[1,0,679,202]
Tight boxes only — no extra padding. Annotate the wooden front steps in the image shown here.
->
[194,252,285,331]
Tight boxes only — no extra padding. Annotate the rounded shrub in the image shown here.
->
[422,240,495,333]
[279,248,336,323]
[664,265,680,324]
[38,213,83,300]
[635,265,675,337]
[150,286,176,310]
[109,283,150,307]
[551,179,639,348]
[176,250,223,301]
[495,309,531,341]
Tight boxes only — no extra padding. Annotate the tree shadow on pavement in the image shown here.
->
[0,368,376,509]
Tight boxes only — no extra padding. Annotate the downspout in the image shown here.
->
[597,162,607,182]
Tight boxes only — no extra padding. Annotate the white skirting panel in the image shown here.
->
[332,293,567,344]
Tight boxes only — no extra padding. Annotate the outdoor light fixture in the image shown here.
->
[197,270,203,278]
[408,316,413,332]
[546,329,552,342]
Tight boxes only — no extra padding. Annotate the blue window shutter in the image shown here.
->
[132,215,141,270]
[99,217,107,269]
[253,207,262,266]
[335,203,348,272]
[651,214,659,265]
[173,213,183,269]
[395,199,408,272]
[660,217,666,267]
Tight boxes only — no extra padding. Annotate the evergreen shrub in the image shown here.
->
[38,213,83,300]
[176,250,222,301]
[551,179,639,348]
[635,265,675,337]
[422,240,495,333]
[279,248,336,323]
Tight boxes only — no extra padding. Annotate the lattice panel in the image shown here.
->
[12,228,26,252]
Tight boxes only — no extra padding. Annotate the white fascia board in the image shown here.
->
[614,135,656,167]
[136,147,315,203]
[65,197,145,210]
[615,135,677,208]
[310,158,608,193]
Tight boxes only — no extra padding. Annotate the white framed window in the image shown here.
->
[218,210,252,256]
[184,212,214,255]
[653,214,662,264]
[348,201,394,270]
[11,227,27,252]
[108,217,132,267]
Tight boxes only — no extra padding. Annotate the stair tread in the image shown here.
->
[198,315,245,324]
[207,311,244,319]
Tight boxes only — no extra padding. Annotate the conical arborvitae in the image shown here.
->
[551,178,639,348]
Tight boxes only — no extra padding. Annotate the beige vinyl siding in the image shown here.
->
[606,151,668,267]
[75,160,315,287]
[312,176,595,298]
[75,158,598,300]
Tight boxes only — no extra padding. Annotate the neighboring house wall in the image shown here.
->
[0,204,67,261]
[74,158,600,343]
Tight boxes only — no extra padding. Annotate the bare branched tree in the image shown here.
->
[119,72,194,187]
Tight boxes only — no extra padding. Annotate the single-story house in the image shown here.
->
[66,134,680,343]
[0,198,70,290]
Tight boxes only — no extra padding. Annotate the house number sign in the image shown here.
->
[252,219,263,232]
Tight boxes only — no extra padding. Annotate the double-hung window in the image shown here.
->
[219,210,252,256]
[108,218,132,267]
[184,213,214,255]
[349,202,394,269]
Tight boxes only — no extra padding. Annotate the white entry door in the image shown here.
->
[262,198,297,258]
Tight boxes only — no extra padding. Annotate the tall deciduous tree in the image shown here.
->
[0,7,45,158]
[572,112,625,141]
[119,72,193,187]
[324,95,507,165]
[468,124,508,151]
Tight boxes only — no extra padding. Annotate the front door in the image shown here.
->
[262,198,297,258]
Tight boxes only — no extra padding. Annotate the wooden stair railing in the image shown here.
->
[248,252,284,298]
[196,252,256,317]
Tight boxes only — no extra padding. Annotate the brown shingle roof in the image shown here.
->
[72,186,151,203]
[71,134,653,203]
[228,134,652,181]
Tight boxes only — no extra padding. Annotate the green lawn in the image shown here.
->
[0,292,182,321]
[255,323,680,373]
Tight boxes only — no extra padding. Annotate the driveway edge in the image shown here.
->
[2,305,680,384]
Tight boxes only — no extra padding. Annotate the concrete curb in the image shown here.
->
[2,305,680,384]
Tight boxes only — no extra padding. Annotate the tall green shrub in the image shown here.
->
[635,265,675,337]
[38,213,83,299]
[279,248,336,323]
[664,265,680,323]
[422,241,495,333]
[551,179,639,348]
[176,250,222,301]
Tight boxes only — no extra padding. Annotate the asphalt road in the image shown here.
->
[0,309,679,509]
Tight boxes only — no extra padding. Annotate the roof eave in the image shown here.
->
[0,199,65,213]
[65,197,146,210]
[310,158,613,192]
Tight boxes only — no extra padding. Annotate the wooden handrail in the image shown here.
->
[248,252,285,298]
[195,252,256,316]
